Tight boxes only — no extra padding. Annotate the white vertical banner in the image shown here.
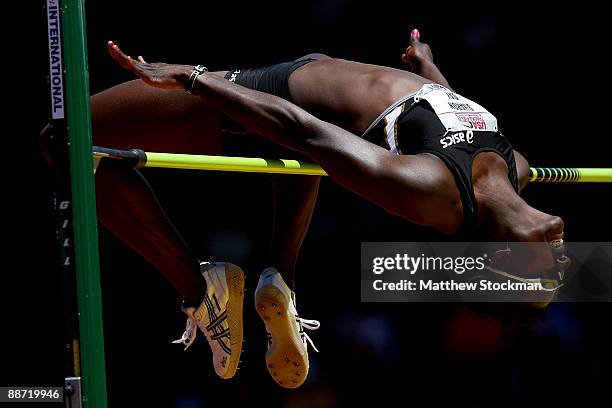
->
[47,0,65,119]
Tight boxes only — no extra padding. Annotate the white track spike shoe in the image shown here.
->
[173,262,244,379]
[255,268,320,388]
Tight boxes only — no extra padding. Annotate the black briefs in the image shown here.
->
[220,56,317,158]
[224,56,316,102]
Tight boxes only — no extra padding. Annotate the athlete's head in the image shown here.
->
[476,179,570,304]
[483,214,570,306]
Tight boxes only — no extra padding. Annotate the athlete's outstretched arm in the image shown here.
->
[108,41,463,233]
[401,29,453,90]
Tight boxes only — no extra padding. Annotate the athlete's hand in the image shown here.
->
[401,29,434,73]
[107,41,192,89]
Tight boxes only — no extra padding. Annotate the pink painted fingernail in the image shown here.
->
[411,29,420,40]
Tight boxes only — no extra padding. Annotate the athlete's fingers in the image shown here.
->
[137,56,146,63]
[107,41,153,82]
[109,41,133,66]
[107,41,134,70]
[410,28,420,45]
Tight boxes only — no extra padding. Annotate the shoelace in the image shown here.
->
[172,316,198,350]
[298,317,321,352]
[264,317,321,352]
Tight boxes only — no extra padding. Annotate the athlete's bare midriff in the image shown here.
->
[288,58,429,134]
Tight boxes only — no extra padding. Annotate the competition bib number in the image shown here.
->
[414,84,498,133]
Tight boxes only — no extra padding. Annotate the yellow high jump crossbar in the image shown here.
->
[93,146,612,183]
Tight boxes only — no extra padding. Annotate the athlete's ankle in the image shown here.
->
[178,259,208,304]
[261,265,295,290]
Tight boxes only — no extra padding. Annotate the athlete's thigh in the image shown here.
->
[91,78,224,155]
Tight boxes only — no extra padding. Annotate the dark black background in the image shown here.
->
[4,1,611,407]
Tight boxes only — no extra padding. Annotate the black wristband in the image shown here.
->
[185,65,208,94]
